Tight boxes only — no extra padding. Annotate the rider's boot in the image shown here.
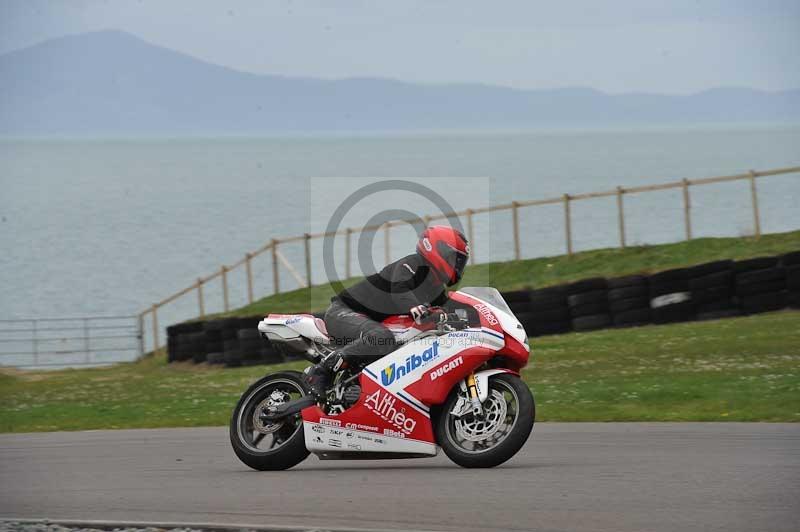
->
[303,351,345,400]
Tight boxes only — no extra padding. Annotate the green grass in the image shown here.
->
[225,230,800,316]
[1,310,798,432]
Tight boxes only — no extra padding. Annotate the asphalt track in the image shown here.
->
[1,424,798,532]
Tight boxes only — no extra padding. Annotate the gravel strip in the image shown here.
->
[0,525,268,532]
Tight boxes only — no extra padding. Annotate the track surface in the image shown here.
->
[1,424,798,532]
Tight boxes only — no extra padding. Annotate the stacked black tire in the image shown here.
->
[511,287,571,337]
[608,275,651,327]
[566,278,611,332]
[648,268,695,324]
[735,257,787,315]
[688,260,738,321]
[785,251,800,309]
[167,316,284,368]
[166,321,204,362]
[204,319,230,365]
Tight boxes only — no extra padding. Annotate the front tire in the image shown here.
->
[435,373,534,468]
[229,371,310,471]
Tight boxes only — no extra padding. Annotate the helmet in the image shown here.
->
[416,225,470,286]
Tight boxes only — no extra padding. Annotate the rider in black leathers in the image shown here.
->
[304,225,470,397]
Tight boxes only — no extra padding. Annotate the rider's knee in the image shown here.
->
[365,327,396,357]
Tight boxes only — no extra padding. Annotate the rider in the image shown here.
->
[304,225,470,398]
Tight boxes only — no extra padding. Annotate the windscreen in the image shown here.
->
[457,287,513,315]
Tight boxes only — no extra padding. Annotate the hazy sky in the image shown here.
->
[2,0,799,94]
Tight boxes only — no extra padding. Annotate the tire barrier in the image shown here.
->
[567,278,611,332]
[166,250,800,364]
[513,285,571,337]
[608,275,651,327]
[168,315,286,368]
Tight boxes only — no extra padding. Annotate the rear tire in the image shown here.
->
[435,374,534,468]
[229,371,310,471]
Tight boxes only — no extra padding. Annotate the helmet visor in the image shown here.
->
[436,240,469,285]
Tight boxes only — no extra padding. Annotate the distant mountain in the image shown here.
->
[1,30,798,136]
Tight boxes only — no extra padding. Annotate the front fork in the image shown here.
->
[466,372,485,416]
[451,372,484,418]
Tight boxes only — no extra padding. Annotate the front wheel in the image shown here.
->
[435,373,534,468]
[229,371,310,471]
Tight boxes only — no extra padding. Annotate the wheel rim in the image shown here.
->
[445,379,520,454]
[236,378,305,454]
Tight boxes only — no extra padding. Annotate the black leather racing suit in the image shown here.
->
[325,252,448,365]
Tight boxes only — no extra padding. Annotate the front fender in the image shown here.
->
[459,368,519,402]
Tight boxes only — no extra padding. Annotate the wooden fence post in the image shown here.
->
[221,265,229,311]
[749,170,762,238]
[682,178,692,240]
[466,209,475,264]
[245,253,254,304]
[616,186,626,248]
[304,233,312,288]
[512,201,521,260]
[151,305,159,352]
[384,223,391,265]
[345,228,352,279]
[31,319,38,366]
[83,318,90,364]
[271,239,280,294]
[563,194,573,256]
[197,278,205,318]
[137,313,145,358]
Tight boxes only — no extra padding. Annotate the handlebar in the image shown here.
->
[436,312,469,332]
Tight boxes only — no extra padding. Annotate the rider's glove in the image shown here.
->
[428,308,447,324]
[409,304,430,325]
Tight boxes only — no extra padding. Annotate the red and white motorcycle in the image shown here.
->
[229,287,534,469]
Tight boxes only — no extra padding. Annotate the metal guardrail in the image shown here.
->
[139,165,800,352]
[0,316,143,369]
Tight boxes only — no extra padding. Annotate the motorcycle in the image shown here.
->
[229,286,534,470]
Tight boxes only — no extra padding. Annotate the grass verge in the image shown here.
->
[1,310,798,432]
[226,230,800,316]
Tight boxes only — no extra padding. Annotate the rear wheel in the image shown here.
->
[435,373,534,468]
[229,371,310,470]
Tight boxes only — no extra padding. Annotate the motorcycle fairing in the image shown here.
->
[300,288,528,457]
[259,313,330,344]
[302,376,437,456]
[301,330,503,455]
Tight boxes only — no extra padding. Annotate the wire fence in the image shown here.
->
[0,316,143,369]
[139,165,800,353]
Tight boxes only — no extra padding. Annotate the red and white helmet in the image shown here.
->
[416,225,470,286]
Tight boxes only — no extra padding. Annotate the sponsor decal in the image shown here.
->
[473,303,498,325]
[347,443,362,450]
[311,425,325,433]
[384,428,406,438]
[319,418,341,427]
[345,431,354,438]
[422,238,432,252]
[345,422,379,432]
[365,390,417,434]
[430,356,464,381]
[374,437,386,445]
[285,316,302,325]
[313,436,323,444]
[357,434,373,441]
[345,422,377,432]
[329,428,344,436]
[381,341,440,385]
[329,439,342,448]
[651,292,691,308]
